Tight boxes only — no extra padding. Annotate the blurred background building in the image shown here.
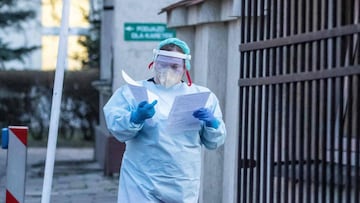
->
[1,0,358,203]
[0,0,101,71]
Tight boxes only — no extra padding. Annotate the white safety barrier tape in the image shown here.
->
[6,126,28,203]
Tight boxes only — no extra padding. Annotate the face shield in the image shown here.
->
[148,43,193,86]
[154,55,185,88]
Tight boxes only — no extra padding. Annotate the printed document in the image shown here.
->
[167,92,210,131]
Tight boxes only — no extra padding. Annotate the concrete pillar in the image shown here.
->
[192,23,228,203]
[222,19,241,203]
[98,0,114,129]
[94,0,114,173]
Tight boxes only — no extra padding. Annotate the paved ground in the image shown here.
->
[0,147,119,202]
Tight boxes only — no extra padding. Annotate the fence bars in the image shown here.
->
[237,0,360,202]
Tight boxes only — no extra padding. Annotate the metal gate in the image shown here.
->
[237,0,359,202]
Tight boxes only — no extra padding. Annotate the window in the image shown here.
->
[41,0,89,70]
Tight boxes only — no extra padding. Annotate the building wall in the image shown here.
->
[98,0,114,130]
[194,23,228,203]
[223,19,240,203]
[112,0,178,90]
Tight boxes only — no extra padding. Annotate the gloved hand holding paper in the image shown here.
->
[167,92,210,132]
[193,107,220,129]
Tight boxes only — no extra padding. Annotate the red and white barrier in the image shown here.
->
[6,126,28,203]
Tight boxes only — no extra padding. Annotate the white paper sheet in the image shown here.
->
[121,69,141,86]
[121,70,158,103]
[167,92,210,132]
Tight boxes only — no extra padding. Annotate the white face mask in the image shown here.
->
[155,68,183,88]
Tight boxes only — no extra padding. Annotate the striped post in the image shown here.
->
[6,126,28,203]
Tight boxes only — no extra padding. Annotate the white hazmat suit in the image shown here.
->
[103,80,226,203]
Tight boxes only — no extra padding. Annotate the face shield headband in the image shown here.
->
[153,49,191,60]
[148,49,192,86]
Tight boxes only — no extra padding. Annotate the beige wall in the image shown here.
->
[112,0,178,90]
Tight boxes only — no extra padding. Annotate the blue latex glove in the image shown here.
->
[130,100,158,124]
[192,107,220,129]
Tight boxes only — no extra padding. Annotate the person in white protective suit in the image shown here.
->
[103,38,226,203]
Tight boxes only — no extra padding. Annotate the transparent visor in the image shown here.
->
[154,55,185,73]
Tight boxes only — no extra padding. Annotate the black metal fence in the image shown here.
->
[238,0,359,202]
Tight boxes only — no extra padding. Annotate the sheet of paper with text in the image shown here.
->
[167,92,210,132]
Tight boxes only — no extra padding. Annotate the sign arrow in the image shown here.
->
[125,26,134,31]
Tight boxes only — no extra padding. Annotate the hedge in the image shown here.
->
[0,69,99,147]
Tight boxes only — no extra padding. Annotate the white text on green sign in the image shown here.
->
[124,23,176,41]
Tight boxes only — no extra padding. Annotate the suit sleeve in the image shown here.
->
[103,86,143,142]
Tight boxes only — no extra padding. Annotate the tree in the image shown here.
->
[72,8,100,69]
[0,0,38,69]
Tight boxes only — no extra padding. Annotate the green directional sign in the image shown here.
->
[124,23,176,41]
